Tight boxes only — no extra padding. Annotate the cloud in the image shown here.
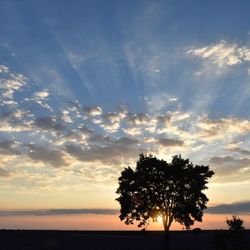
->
[126,113,151,126]
[78,125,94,135]
[102,112,125,123]
[0,167,11,177]
[34,116,65,132]
[209,156,250,181]
[100,122,120,133]
[65,136,142,164]
[198,117,250,141]
[28,89,52,111]
[0,72,27,105]
[156,115,171,126]
[145,94,179,113]
[99,111,127,133]
[0,65,9,73]
[187,40,250,67]
[83,106,102,116]
[34,90,49,98]
[156,138,185,147]
[0,120,32,132]
[226,144,250,156]
[0,208,118,216]
[207,201,250,214]
[27,144,66,167]
[60,110,73,123]
[0,63,249,189]
[122,127,142,136]
[0,140,21,155]
[0,110,33,132]
[187,40,250,76]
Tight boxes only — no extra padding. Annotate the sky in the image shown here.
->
[0,0,250,230]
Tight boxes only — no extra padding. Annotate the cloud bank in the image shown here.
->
[0,209,118,216]
[207,201,250,214]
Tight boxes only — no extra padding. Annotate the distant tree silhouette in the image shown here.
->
[226,215,245,231]
[116,154,214,231]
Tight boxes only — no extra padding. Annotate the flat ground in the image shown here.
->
[0,230,249,250]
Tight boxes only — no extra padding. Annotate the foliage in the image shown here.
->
[116,154,214,231]
[226,215,245,231]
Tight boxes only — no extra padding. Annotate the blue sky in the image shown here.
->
[1,0,250,228]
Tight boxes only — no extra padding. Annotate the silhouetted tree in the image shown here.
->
[226,215,245,231]
[116,154,214,231]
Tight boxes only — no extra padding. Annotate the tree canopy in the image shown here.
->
[116,154,214,231]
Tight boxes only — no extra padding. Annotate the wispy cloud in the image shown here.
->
[187,40,250,67]
[187,40,250,76]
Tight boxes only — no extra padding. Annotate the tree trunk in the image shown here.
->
[163,230,170,250]
[163,220,170,250]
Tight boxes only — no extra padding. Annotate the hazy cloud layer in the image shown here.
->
[0,209,118,216]
[207,201,250,214]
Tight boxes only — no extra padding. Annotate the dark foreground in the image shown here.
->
[0,230,250,250]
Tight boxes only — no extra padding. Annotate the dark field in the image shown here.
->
[0,230,250,250]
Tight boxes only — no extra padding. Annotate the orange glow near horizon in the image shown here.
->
[0,213,249,230]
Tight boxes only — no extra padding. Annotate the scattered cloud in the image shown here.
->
[1,66,250,191]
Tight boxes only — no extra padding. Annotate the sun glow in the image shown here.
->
[157,215,163,223]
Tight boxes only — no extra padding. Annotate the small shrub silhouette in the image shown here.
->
[226,215,244,231]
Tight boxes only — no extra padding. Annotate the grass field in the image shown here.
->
[0,230,249,250]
